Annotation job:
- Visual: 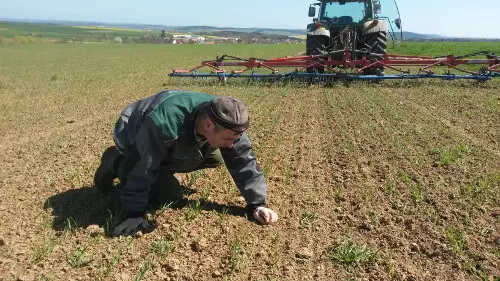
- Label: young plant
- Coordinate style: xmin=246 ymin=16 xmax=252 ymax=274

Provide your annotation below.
xmin=31 ymin=239 xmax=54 ymax=264
xmin=228 ymin=240 xmax=246 ymax=274
xmin=430 ymin=143 xmax=470 ymax=166
xmin=300 ymin=211 xmax=318 ymax=230
xmin=446 ymin=228 xmax=467 ymax=256
xmin=217 ymin=207 xmax=230 ymax=228
xmin=67 ymin=246 xmax=93 ymax=268
xmin=326 ymin=239 xmax=376 ymax=267
xmin=135 ymin=260 xmax=152 ymax=281
xmin=152 ymin=237 xmax=174 ymax=258
xmin=101 ymin=239 xmax=132 ymax=278
xmin=184 ymin=199 xmax=204 ymax=221
xmin=400 ymin=172 xmax=424 ymax=204
xmin=63 ymin=216 xmax=78 ymax=239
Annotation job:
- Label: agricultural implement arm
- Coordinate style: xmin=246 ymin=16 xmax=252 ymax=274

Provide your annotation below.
xmin=169 ymin=51 xmax=500 ymax=82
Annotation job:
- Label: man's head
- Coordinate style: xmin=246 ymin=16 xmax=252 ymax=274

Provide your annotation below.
xmin=197 ymin=96 xmax=250 ymax=148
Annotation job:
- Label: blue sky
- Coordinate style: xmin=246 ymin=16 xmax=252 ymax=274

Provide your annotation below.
xmin=2 ymin=0 xmax=499 ymax=38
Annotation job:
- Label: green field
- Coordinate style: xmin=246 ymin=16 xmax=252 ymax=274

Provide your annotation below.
xmin=0 ymin=22 xmax=153 ymax=42
xmin=0 ymin=43 xmax=499 ymax=281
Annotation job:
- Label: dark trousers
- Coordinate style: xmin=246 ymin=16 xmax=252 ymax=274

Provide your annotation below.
xmin=115 ymin=146 xmax=224 ymax=203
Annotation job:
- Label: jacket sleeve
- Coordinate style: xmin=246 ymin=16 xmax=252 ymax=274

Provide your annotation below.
xmin=220 ymin=132 xmax=267 ymax=210
xmin=120 ymin=117 xmax=169 ymax=218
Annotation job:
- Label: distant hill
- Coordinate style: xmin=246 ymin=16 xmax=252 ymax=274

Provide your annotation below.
xmin=1 ymin=18 xmax=499 ymax=42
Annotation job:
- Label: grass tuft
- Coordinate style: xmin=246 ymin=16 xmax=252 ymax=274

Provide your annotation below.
xmin=326 ymin=239 xmax=376 ymax=267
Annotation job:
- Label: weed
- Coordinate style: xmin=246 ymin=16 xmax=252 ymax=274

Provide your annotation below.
xmin=430 ymin=143 xmax=470 ymax=166
xmin=446 ymin=228 xmax=467 ymax=256
xmin=152 ymin=237 xmax=174 ymax=258
xmin=104 ymin=209 xmax=119 ymax=235
xmin=460 ymin=175 xmax=499 ymax=209
xmin=333 ymin=185 xmax=344 ymax=203
xmin=400 ymin=172 xmax=424 ymax=203
xmin=217 ymin=207 xmax=230 ymax=227
xmin=184 ymin=199 xmax=203 ymax=221
xmin=63 ymin=216 xmax=78 ymax=238
xmin=344 ymin=140 xmax=356 ymax=154
xmin=326 ymin=239 xmax=376 ymax=267
xmin=153 ymin=201 xmax=174 ymax=219
xmin=424 ymin=204 xmax=439 ymax=224
xmin=300 ymin=211 xmax=318 ymax=230
xmin=389 ymin=261 xmax=396 ymax=280
xmin=368 ymin=211 xmax=379 ymax=227
xmin=229 ymin=240 xmax=246 ymax=274
xmin=68 ymin=246 xmax=93 ymax=268
xmin=280 ymin=87 xmax=287 ymax=97
xmin=187 ymin=170 xmax=203 ymax=187
xmin=135 ymin=260 xmax=152 ymax=281
xmin=200 ymin=186 xmax=213 ymax=201
xmin=31 ymin=239 xmax=54 ymax=264
xmin=101 ymin=239 xmax=132 ymax=278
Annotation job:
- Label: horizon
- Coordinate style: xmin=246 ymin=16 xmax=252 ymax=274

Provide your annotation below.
xmin=2 ymin=17 xmax=497 ymax=40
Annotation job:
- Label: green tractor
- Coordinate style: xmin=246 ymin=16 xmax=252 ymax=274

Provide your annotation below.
xmin=306 ymin=0 xmax=402 ymax=73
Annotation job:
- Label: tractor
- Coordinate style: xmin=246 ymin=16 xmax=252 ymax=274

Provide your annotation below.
xmin=306 ymin=0 xmax=402 ymax=73
xmin=169 ymin=0 xmax=499 ymax=82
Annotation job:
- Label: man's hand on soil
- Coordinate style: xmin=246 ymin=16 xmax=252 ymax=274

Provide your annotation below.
xmin=253 ymin=207 xmax=278 ymax=225
xmin=112 ymin=217 xmax=149 ymax=236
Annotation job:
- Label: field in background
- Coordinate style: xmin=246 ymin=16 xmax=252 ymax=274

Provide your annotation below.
xmin=0 ymin=22 xmax=149 ymax=39
xmin=0 ymin=43 xmax=499 ymax=281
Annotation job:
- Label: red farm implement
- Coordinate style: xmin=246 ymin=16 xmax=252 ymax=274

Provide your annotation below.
xmin=169 ymin=50 xmax=500 ymax=82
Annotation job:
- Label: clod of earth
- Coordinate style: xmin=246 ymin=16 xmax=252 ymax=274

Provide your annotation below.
xmin=85 ymin=224 xmax=104 ymax=237
xmin=295 ymin=248 xmax=313 ymax=260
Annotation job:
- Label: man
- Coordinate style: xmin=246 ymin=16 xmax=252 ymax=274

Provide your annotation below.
xmin=94 ymin=90 xmax=278 ymax=236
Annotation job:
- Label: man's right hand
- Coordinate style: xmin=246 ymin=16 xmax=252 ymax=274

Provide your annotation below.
xmin=112 ymin=217 xmax=149 ymax=237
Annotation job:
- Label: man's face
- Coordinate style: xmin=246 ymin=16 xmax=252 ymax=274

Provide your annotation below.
xmin=205 ymin=122 xmax=241 ymax=149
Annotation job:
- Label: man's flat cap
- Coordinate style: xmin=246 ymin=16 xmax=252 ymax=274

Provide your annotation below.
xmin=208 ymin=96 xmax=250 ymax=132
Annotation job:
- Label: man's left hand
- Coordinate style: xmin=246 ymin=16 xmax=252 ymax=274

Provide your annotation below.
xmin=253 ymin=207 xmax=278 ymax=225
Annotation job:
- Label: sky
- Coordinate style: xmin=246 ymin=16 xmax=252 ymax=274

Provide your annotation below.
xmin=1 ymin=0 xmax=499 ymax=38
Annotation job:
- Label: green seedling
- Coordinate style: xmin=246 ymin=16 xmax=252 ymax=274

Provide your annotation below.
xmin=446 ymin=228 xmax=467 ymax=256
xmin=430 ymin=143 xmax=470 ymax=166
xmin=31 ymin=239 xmax=54 ymax=264
xmin=229 ymin=240 xmax=246 ymax=274
xmin=300 ymin=211 xmax=318 ymax=230
xmin=184 ymin=199 xmax=204 ymax=221
xmin=217 ymin=207 xmax=230 ymax=228
xmin=68 ymin=246 xmax=93 ymax=268
xmin=326 ymin=239 xmax=376 ymax=267
xmin=152 ymin=237 xmax=174 ymax=258
xmin=135 ymin=260 xmax=152 ymax=281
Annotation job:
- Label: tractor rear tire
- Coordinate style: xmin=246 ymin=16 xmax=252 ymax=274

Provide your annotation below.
xmin=306 ymin=35 xmax=328 ymax=73
xmin=363 ymin=31 xmax=387 ymax=75
xmin=364 ymin=31 xmax=387 ymax=55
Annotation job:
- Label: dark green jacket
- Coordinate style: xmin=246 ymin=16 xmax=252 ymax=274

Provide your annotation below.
xmin=113 ymin=90 xmax=266 ymax=216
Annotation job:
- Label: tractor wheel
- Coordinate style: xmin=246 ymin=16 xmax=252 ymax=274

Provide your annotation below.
xmin=363 ymin=31 xmax=387 ymax=75
xmin=364 ymin=31 xmax=387 ymax=55
xmin=306 ymin=35 xmax=328 ymax=73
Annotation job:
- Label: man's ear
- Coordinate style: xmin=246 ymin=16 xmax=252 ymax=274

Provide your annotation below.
xmin=205 ymin=118 xmax=214 ymax=131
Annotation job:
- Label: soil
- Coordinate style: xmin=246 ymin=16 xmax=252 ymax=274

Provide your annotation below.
xmin=1 ymin=80 xmax=499 ymax=281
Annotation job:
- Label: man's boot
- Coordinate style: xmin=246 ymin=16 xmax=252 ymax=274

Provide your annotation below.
xmin=94 ymin=146 xmax=123 ymax=195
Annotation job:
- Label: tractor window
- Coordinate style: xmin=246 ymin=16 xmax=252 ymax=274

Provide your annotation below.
xmin=321 ymin=1 xmax=367 ymax=24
